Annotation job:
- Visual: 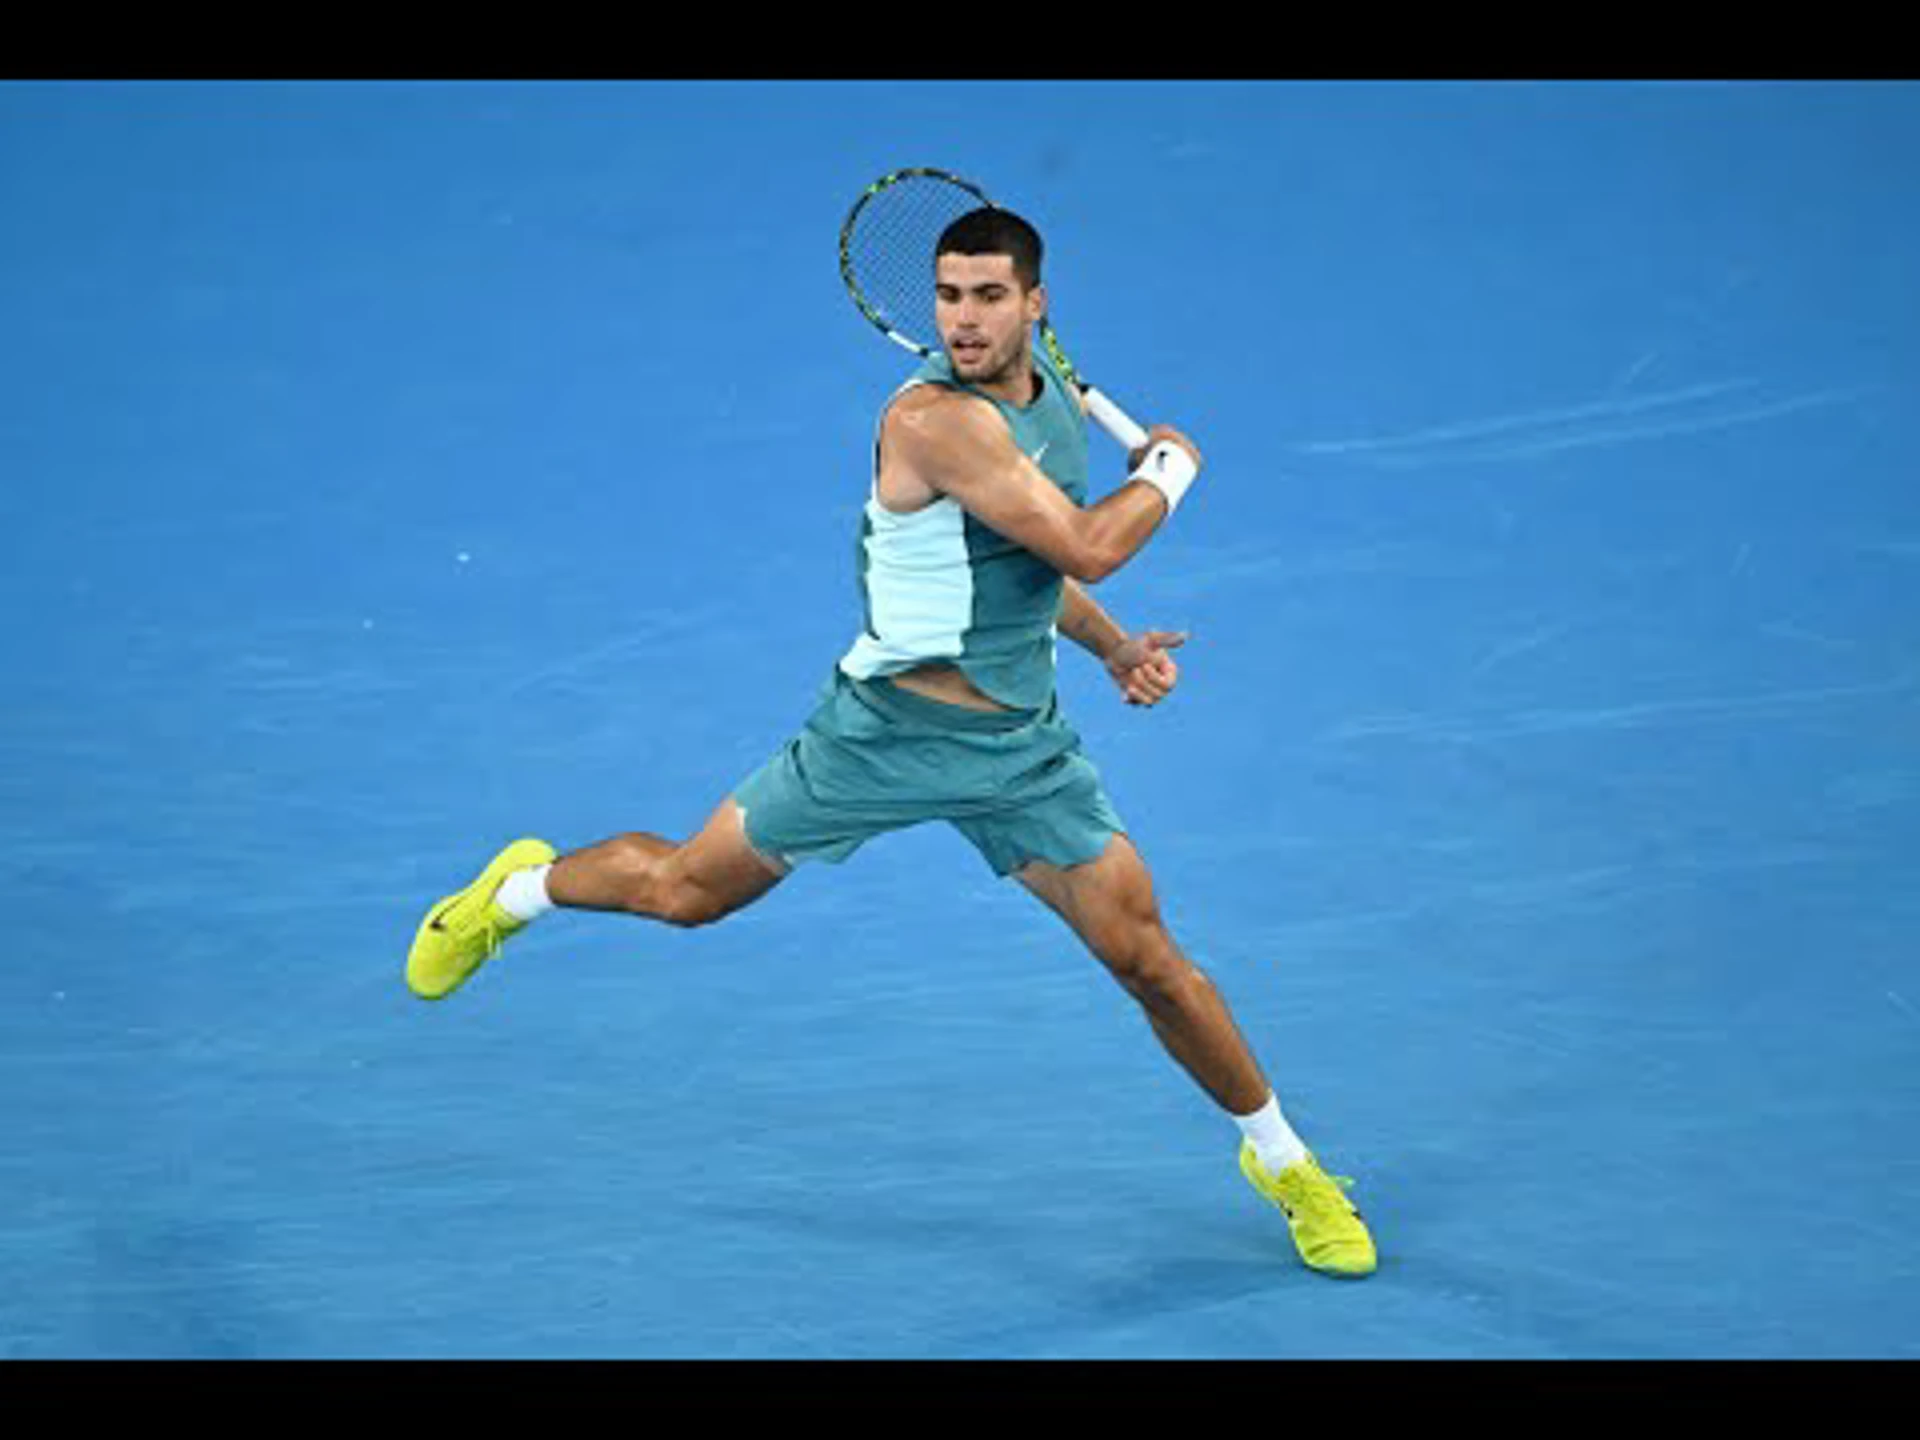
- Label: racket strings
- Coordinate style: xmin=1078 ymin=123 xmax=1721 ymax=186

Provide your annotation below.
xmin=843 ymin=176 xmax=986 ymax=350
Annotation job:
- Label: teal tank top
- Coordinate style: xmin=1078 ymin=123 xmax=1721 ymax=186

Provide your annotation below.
xmin=838 ymin=341 xmax=1092 ymax=710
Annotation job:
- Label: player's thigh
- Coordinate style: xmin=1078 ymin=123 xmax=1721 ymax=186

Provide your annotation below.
xmin=1015 ymin=831 xmax=1162 ymax=954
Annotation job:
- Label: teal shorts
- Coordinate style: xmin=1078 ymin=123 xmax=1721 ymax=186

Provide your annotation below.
xmin=734 ymin=668 xmax=1125 ymax=877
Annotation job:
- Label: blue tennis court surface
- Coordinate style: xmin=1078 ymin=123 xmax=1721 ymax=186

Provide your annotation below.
xmin=3 ymin=80 xmax=1916 ymax=1359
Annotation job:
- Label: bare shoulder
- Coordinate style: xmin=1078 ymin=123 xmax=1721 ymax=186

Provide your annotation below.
xmin=875 ymin=386 xmax=988 ymax=512
xmin=884 ymin=383 xmax=996 ymax=442
xmin=882 ymin=384 xmax=1010 ymax=474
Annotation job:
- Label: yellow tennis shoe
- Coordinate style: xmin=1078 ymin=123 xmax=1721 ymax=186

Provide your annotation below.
xmin=406 ymin=838 xmax=557 ymax=1001
xmin=1240 ymin=1142 xmax=1378 ymax=1277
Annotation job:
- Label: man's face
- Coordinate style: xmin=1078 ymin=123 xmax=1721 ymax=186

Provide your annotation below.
xmin=935 ymin=251 xmax=1045 ymax=389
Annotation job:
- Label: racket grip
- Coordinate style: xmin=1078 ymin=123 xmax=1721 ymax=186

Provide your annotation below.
xmin=1082 ymin=385 xmax=1150 ymax=453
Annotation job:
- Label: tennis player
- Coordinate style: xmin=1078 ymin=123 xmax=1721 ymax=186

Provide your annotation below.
xmin=405 ymin=207 xmax=1376 ymax=1278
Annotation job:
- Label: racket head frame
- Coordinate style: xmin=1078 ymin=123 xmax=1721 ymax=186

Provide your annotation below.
xmin=839 ymin=166 xmax=1148 ymax=450
xmin=838 ymin=166 xmax=994 ymax=359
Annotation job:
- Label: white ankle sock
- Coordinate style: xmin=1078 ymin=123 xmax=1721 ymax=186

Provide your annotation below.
xmin=495 ymin=864 xmax=554 ymax=922
xmin=1233 ymin=1092 xmax=1309 ymax=1173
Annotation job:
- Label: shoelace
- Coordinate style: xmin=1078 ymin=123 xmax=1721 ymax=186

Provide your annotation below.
xmin=1280 ymin=1165 xmax=1361 ymax=1220
xmin=476 ymin=906 xmax=520 ymax=960
xmin=442 ymin=893 xmax=515 ymax=962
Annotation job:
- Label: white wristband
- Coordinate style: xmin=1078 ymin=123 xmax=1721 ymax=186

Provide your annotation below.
xmin=1129 ymin=439 xmax=1199 ymax=514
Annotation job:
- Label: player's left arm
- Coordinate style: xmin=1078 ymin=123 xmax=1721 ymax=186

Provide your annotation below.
xmin=1057 ymin=578 xmax=1188 ymax=707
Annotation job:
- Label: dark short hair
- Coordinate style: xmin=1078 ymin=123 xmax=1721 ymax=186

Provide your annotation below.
xmin=935 ymin=206 xmax=1043 ymax=289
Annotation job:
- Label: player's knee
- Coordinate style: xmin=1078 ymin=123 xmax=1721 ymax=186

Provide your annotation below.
xmin=610 ymin=845 xmax=729 ymax=929
xmin=654 ymin=878 xmax=731 ymax=929
xmin=1097 ymin=881 xmax=1168 ymax=967
xmin=1100 ymin=924 xmax=1191 ymax=1008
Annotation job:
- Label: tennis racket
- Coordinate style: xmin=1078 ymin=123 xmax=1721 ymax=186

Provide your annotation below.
xmin=838 ymin=166 xmax=1151 ymax=453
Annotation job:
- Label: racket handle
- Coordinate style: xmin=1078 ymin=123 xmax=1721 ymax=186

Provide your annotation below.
xmin=1082 ymin=385 xmax=1150 ymax=453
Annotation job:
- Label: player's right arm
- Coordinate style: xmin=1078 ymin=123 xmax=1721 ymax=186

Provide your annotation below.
xmin=884 ymin=387 xmax=1201 ymax=584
